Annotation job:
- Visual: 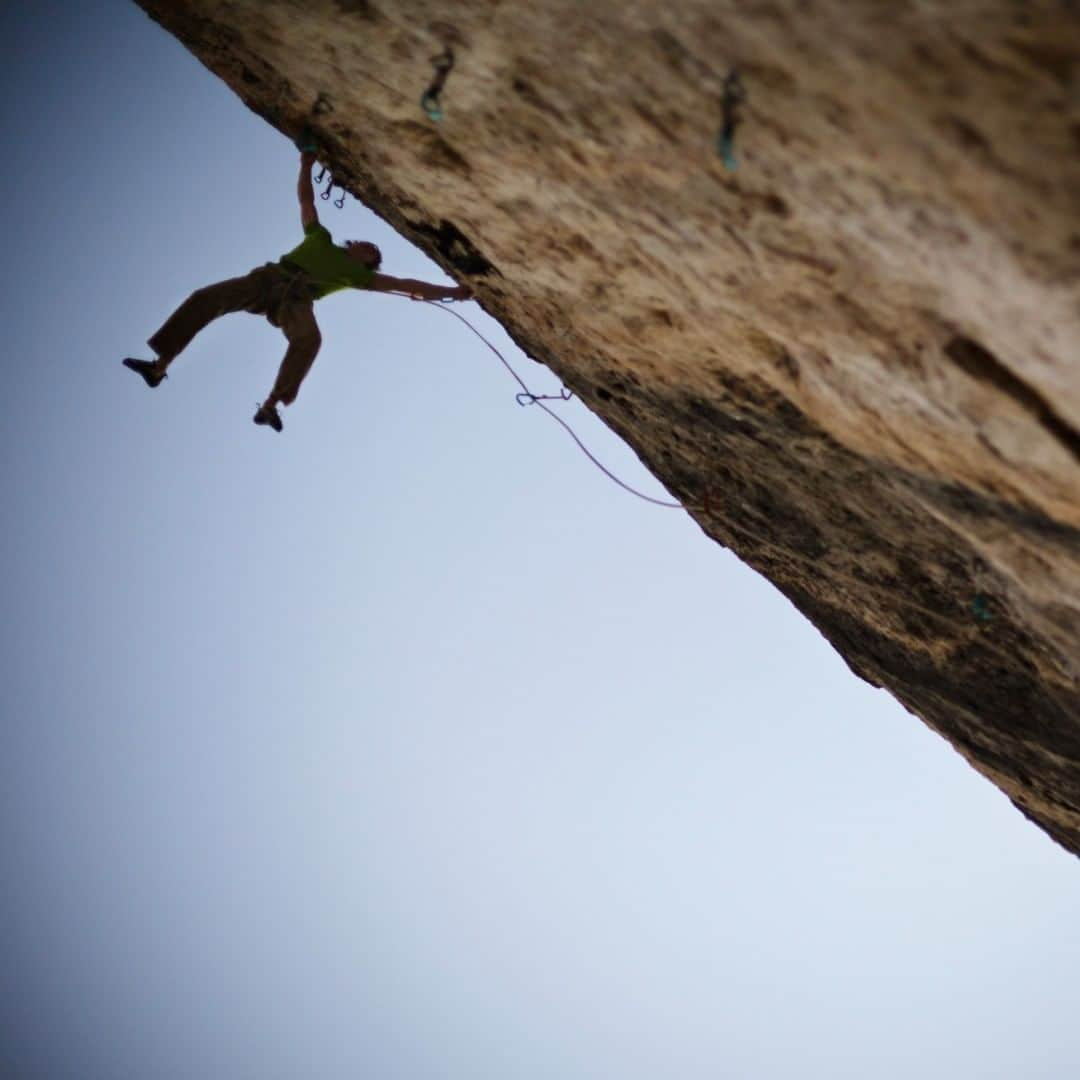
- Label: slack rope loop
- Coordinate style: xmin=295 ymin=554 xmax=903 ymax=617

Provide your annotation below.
xmin=389 ymin=291 xmax=684 ymax=509
xmin=517 ymin=387 xmax=573 ymax=407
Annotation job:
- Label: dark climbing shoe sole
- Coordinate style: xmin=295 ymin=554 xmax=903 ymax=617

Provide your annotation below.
xmin=253 ymin=403 xmax=283 ymax=433
xmin=123 ymin=357 xmax=167 ymax=388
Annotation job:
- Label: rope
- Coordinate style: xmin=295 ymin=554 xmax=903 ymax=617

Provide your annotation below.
xmin=388 ymin=291 xmax=684 ymax=508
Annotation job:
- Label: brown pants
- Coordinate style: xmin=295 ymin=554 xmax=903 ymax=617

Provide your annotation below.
xmin=147 ymin=263 xmax=322 ymax=405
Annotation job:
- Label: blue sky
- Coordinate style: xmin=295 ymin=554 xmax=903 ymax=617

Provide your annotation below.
xmin=1 ymin=3 xmax=1077 ymax=1078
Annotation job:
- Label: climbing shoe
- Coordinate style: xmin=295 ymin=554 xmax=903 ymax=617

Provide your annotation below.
xmin=253 ymin=402 xmax=283 ymax=433
xmin=122 ymin=357 xmax=167 ymax=388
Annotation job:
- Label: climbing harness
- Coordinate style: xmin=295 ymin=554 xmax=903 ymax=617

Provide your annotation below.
xmin=421 ymin=47 xmax=455 ymax=121
xmin=718 ymin=70 xmax=746 ymax=169
xmin=266 ymin=265 xmax=319 ymax=328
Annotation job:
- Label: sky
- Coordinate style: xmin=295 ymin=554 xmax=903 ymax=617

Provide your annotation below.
xmin=1 ymin=3 xmax=1077 ymax=1078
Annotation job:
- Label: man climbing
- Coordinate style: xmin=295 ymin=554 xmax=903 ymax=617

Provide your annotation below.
xmin=122 ymin=149 xmax=472 ymax=433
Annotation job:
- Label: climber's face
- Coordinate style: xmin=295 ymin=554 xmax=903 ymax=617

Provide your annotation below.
xmin=345 ymin=241 xmax=382 ymax=269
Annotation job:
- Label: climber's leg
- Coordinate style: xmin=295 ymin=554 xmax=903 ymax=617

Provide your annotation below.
xmin=266 ymin=299 xmax=322 ymax=408
xmin=253 ymin=298 xmax=322 ymax=433
xmin=145 ymin=266 xmax=277 ymax=371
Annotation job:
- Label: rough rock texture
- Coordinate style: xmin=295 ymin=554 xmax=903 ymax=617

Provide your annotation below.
xmin=134 ymin=0 xmax=1080 ymax=853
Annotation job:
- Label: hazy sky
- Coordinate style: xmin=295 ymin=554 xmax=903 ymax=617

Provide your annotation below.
xmin=2 ymin=3 xmax=1077 ymax=1078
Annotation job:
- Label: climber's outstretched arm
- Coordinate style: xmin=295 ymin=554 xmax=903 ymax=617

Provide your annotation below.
xmin=368 ymin=273 xmax=471 ymax=302
xmin=298 ymin=151 xmax=318 ymax=228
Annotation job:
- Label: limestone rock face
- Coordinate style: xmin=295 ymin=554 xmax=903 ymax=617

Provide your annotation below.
xmin=135 ymin=0 xmax=1080 ymax=853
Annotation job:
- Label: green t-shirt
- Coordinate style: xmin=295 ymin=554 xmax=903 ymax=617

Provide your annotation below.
xmin=279 ymin=221 xmax=375 ymax=299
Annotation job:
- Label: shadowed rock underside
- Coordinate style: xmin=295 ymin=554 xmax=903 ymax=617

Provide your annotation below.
xmin=134 ymin=0 xmax=1080 ymax=854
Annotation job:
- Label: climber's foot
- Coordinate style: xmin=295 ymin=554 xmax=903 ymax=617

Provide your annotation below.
xmin=253 ymin=402 xmax=283 ymax=433
xmin=123 ymin=357 xmax=167 ymax=388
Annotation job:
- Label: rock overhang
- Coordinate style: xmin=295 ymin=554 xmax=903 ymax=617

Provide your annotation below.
xmin=134 ymin=0 xmax=1080 ymax=853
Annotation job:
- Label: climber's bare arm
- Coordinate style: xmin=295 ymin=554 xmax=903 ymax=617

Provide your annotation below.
xmin=299 ymin=151 xmax=319 ymax=228
xmin=367 ymin=273 xmax=472 ymax=302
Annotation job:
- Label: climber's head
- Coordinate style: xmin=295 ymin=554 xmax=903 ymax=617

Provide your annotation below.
xmin=345 ymin=240 xmax=382 ymax=269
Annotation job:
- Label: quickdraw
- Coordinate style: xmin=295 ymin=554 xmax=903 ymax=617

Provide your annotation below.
xmin=314 ymin=166 xmax=347 ymax=209
xmin=718 ymin=70 xmax=746 ymax=169
xmin=421 ymin=46 xmax=455 ymax=121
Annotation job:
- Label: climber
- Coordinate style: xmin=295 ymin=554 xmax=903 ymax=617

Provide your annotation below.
xmin=122 ymin=149 xmax=472 ymax=433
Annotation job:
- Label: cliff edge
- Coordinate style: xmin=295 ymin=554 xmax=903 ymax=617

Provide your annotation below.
xmin=134 ymin=0 xmax=1080 ymax=853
